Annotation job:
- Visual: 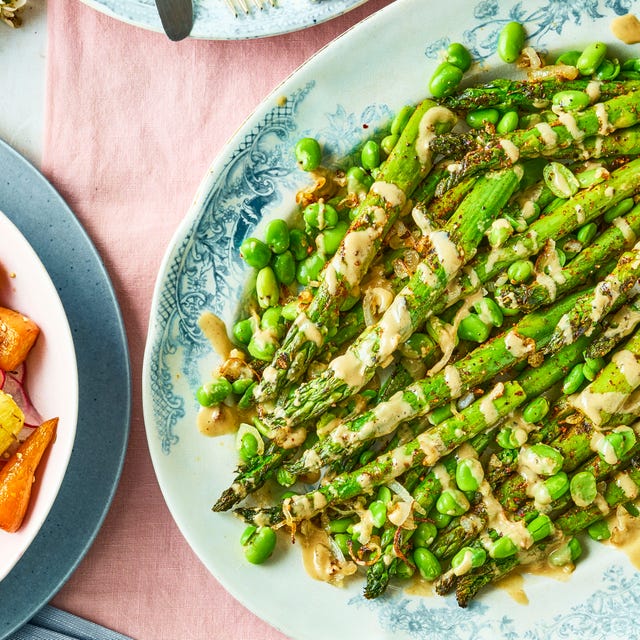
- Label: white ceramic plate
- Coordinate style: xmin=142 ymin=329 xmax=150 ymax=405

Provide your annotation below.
xmin=0 ymin=211 xmax=78 ymax=582
xmin=80 ymin=0 xmax=370 ymax=40
xmin=143 ymin=0 xmax=640 ymax=637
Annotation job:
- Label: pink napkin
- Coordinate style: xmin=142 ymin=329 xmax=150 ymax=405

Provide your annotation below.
xmin=42 ymin=0 xmax=393 ymax=638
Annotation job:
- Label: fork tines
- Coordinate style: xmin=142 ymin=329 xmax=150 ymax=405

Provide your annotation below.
xmin=226 ymin=0 xmax=276 ymax=16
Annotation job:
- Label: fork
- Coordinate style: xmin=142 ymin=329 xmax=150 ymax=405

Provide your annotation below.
xmin=225 ymin=0 xmax=277 ymax=17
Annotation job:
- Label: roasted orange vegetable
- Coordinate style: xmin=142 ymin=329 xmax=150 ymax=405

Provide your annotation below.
xmin=0 ymin=307 xmax=40 ymax=371
xmin=0 ymin=417 xmax=58 ymax=532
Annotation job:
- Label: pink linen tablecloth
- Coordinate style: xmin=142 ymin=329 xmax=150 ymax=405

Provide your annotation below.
xmin=42 ymin=0 xmax=393 ymax=638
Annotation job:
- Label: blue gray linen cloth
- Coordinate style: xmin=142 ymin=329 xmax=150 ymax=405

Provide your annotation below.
xmin=9 ymin=606 xmax=133 ymax=640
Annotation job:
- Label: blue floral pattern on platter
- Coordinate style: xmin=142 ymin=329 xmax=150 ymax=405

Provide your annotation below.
xmin=80 ymin=0 xmax=370 ymax=39
xmin=350 ymin=562 xmax=640 ymax=639
xmin=142 ymin=0 xmax=640 ymax=637
xmin=424 ymin=0 xmax=634 ymax=61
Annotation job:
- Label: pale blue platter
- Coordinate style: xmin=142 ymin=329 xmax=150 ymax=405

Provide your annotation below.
xmin=81 ymin=0 xmax=370 ymax=39
xmin=0 ymin=140 xmax=131 ymax=639
xmin=143 ymin=0 xmax=640 ymax=638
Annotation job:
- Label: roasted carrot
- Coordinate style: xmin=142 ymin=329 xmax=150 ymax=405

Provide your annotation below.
xmin=0 ymin=417 xmax=58 ymax=532
xmin=0 ymin=307 xmax=40 ymax=371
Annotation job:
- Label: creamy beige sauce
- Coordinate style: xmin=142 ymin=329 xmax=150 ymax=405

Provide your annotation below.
xmin=294 ymin=312 xmax=324 ymax=347
xmin=330 ymin=392 xmax=416 ymax=446
xmin=518 ymin=445 xmax=558 ymax=476
xmin=556 ymin=111 xmax=585 ymax=141
xmin=504 ymin=331 xmax=534 ymax=358
xmin=603 ymin=305 xmax=640 ymax=341
xmin=428 ymin=290 xmax=483 ymax=375
xmin=376 ymin=295 xmax=414 ymax=359
xmin=525 ymin=554 xmax=574 ymax=582
xmin=197 ymin=403 xmax=247 ymax=437
xmin=573 ymin=387 xmax=629 ymax=425
xmin=535 ymin=122 xmax=558 ymax=148
xmin=371 ymin=181 xmax=406 ymax=208
xmin=487 ymin=218 xmax=512 ymax=247
xmin=585 ymin=80 xmax=602 ymax=103
xmin=495 ymin=571 xmax=529 ymax=605
xmin=405 ymin=577 xmax=437 ymax=597
xmin=479 ymin=383 xmax=504 ymax=424
xmin=328 ymin=226 xmax=381 ymax=294
xmin=199 ymin=312 xmax=234 ymax=360
xmin=521 ymin=199 xmax=537 ymax=220
xmin=548 ymin=166 xmax=573 ymax=195
xmin=416 ymin=261 xmax=441 ymax=287
xmin=612 ymin=349 xmax=640 ymax=387
xmin=595 ymin=102 xmax=612 ymax=135
xmin=411 ymin=206 xmax=434 ymax=236
xmin=544 ymin=243 xmax=567 ymax=287
xmin=478 ymin=478 xmax=533 ymax=548
xmin=604 ymin=503 xmax=640 ymax=570
xmin=429 ymin=230 xmax=463 ymax=276
xmin=590 ymin=278 xmax=621 ymax=323
xmin=417 ymin=429 xmax=447 ymax=465
xmin=297 ymin=520 xmax=358 ymax=585
xmin=444 ymin=364 xmax=462 ymax=398
xmin=499 ymin=138 xmax=521 ymax=163
xmin=432 ymin=463 xmax=452 ymax=491
xmin=324 ymin=263 xmax=340 ymax=295
xmin=328 ymin=350 xmax=368 ymax=389
xmin=536 ymin=273 xmax=557 ymax=300
xmin=611 ymin=13 xmax=640 ymax=44
xmin=286 ymin=490 xmax=329 ymax=521
xmin=416 ymin=106 xmax=456 ymax=165
xmin=613 ymin=217 xmax=637 ymax=244
xmin=616 ymin=471 xmax=639 ymax=500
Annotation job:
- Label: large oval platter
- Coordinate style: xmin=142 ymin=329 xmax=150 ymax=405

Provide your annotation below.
xmin=143 ymin=0 xmax=640 ymax=637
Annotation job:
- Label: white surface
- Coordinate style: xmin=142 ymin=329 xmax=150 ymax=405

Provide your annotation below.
xmin=0 ymin=0 xmax=46 ymax=167
xmin=0 ymin=210 xmax=78 ymax=582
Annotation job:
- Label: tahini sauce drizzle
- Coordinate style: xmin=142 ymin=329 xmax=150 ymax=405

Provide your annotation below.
xmin=199 ymin=311 xmax=234 ymax=360
xmin=197 ymin=312 xmax=252 ymax=436
xmin=605 ymin=502 xmax=640 ymax=570
xmin=297 ymin=520 xmax=357 ymax=585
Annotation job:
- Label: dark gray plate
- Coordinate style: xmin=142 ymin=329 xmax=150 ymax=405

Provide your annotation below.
xmin=0 ymin=139 xmax=131 ymax=639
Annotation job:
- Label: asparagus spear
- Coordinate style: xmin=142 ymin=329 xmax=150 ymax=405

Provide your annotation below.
xmin=283 ymin=290 xmax=585 ymax=478
xmin=253 ymin=100 xmax=457 ymax=402
xmin=431 ymin=90 xmax=640 ymax=186
xmin=265 ymin=167 xmax=522 ymax=434
xmin=213 ymin=361 xmax=424 ymax=513
xmin=585 ymin=298 xmax=640 ymax=360
xmin=543 ymin=243 xmax=640 ymax=353
xmin=431 ymin=123 xmax=640 ymax=181
xmin=236 ymin=380 xmax=526 ymax=527
xmin=453 ymin=460 xmax=640 ymax=607
xmin=440 ymin=78 xmax=640 ymax=113
xmin=570 ymin=327 xmax=640 ymax=426
xmin=496 ymin=203 xmax=640 ymax=313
